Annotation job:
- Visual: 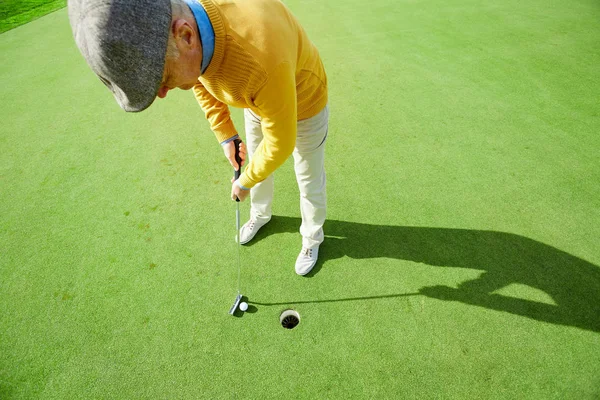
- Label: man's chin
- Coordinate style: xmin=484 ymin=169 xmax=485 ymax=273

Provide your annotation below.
xmin=180 ymin=83 xmax=195 ymax=90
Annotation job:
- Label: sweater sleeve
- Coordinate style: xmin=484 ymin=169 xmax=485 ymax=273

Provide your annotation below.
xmin=238 ymin=62 xmax=297 ymax=189
xmin=193 ymin=81 xmax=238 ymax=143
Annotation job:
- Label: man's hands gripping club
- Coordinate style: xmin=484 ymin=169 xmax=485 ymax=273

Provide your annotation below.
xmin=223 ymin=138 xmax=249 ymax=202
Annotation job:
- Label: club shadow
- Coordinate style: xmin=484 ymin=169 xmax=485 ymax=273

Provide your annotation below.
xmin=250 ymin=292 xmax=421 ymax=306
xmin=248 ymin=216 xmax=600 ymax=333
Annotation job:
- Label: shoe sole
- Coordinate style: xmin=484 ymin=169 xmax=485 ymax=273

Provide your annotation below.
xmin=296 ymin=259 xmax=317 ymax=276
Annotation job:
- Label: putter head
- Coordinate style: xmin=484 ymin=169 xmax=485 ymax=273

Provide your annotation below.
xmin=229 ymin=294 xmax=243 ymax=315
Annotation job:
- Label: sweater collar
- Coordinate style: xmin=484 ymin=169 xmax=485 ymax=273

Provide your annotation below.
xmin=183 ymin=0 xmax=214 ymax=74
xmin=197 ymin=0 xmax=226 ymax=78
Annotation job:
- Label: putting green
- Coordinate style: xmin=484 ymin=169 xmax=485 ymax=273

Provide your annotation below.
xmin=0 ymin=0 xmax=65 ymax=33
xmin=1 ymin=0 xmax=599 ymax=398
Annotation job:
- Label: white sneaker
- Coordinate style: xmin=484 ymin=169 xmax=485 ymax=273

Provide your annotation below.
xmin=238 ymin=218 xmax=269 ymax=245
xmin=295 ymin=246 xmax=319 ymax=276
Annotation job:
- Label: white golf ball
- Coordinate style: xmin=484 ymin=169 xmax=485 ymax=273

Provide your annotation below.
xmin=239 ymin=302 xmax=248 ymax=311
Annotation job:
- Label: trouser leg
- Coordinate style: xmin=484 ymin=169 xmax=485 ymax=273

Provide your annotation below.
xmin=243 ymin=108 xmax=273 ymax=224
xmin=292 ymin=105 xmax=329 ymax=249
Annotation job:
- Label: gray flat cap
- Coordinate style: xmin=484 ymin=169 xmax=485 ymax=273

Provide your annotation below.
xmin=68 ymin=0 xmax=172 ymax=112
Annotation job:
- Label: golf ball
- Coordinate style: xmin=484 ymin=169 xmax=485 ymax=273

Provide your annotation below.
xmin=239 ymin=302 xmax=248 ymax=311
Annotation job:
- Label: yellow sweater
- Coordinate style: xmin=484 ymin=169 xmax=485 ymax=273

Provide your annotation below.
xmin=193 ymin=0 xmax=328 ymax=189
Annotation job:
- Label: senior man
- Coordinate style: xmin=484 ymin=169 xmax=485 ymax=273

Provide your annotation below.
xmin=69 ymin=0 xmax=329 ymax=275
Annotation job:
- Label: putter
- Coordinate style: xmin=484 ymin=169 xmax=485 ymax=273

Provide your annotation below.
xmin=229 ymin=139 xmax=243 ymax=315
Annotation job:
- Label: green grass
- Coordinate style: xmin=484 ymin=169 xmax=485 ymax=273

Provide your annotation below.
xmin=1 ymin=0 xmax=600 ymax=398
xmin=0 ymin=0 xmax=65 ymax=33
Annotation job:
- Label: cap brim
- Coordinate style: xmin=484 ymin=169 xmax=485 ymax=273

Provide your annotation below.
xmin=69 ymin=0 xmax=172 ymax=113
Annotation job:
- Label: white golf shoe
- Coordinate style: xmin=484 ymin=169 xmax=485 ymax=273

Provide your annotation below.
xmin=238 ymin=218 xmax=269 ymax=245
xmin=295 ymin=246 xmax=319 ymax=276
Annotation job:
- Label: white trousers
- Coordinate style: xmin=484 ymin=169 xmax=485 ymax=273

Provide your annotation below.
xmin=244 ymin=105 xmax=329 ymax=249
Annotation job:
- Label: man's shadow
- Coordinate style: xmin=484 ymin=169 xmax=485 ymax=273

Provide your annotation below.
xmin=248 ymin=216 xmax=600 ymax=333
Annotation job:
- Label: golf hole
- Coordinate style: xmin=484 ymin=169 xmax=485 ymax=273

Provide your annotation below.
xmin=280 ymin=310 xmax=300 ymax=329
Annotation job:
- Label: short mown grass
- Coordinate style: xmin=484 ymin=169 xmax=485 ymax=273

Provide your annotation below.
xmin=0 ymin=0 xmax=66 ymax=33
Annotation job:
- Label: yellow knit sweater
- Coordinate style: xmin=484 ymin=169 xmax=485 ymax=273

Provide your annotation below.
xmin=193 ymin=0 xmax=328 ymax=189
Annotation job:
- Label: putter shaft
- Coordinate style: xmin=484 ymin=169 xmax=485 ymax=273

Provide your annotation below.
xmin=236 ymin=201 xmax=241 ymax=295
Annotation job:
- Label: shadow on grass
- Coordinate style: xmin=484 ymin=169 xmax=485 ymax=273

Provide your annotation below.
xmin=248 ymin=216 xmax=600 ymax=333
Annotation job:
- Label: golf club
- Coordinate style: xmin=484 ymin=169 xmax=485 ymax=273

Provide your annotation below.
xmin=229 ymin=138 xmax=243 ymax=315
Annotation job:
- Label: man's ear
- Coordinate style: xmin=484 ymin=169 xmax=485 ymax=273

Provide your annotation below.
xmin=173 ymin=19 xmax=195 ymax=48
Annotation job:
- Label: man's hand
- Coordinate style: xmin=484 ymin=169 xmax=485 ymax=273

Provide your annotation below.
xmin=223 ymin=139 xmax=247 ymax=172
xmin=231 ymin=180 xmax=250 ymax=202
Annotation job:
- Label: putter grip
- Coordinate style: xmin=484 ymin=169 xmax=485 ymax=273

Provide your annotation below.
xmin=233 ymin=138 xmax=242 ymax=202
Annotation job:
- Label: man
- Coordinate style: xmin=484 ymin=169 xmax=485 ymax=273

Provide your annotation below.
xmin=69 ymin=0 xmax=329 ymax=275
